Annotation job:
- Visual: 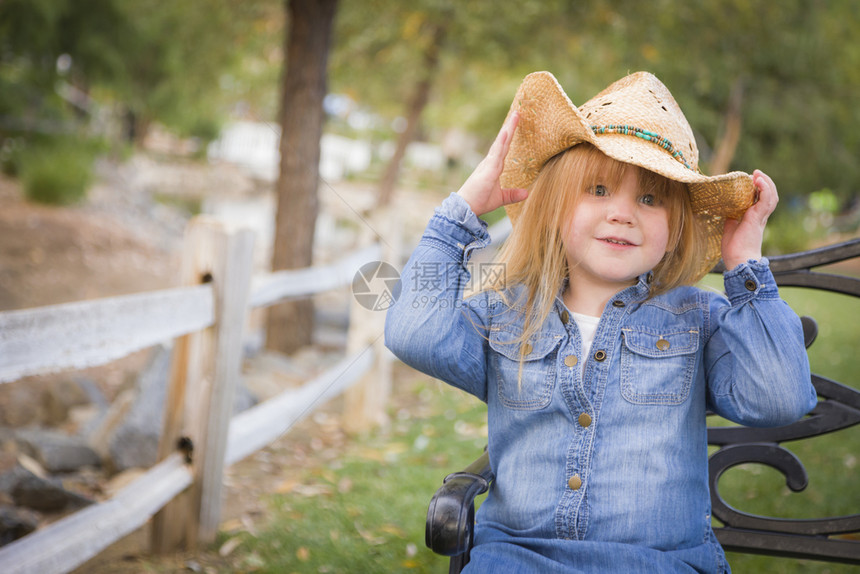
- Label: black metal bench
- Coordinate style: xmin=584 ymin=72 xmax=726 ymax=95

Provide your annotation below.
xmin=426 ymin=238 xmax=860 ymax=573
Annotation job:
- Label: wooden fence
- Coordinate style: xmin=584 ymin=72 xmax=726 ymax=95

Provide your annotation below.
xmin=0 ymin=217 xmax=388 ymax=573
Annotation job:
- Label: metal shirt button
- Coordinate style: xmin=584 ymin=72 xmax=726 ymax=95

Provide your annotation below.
xmin=568 ymin=474 xmax=582 ymax=490
xmin=564 ymin=355 xmax=578 ymax=367
xmin=612 ymin=300 xmax=625 ymax=308
xmin=594 ymin=350 xmax=607 ymax=362
xmin=745 ymin=279 xmax=757 ymax=291
xmin=656 ymin=338 xmax=670 ymax=351
xmin=561 ymin=310 xmax=570 ymax=324
xmin=578 ymin=413 xmax=592 ymax=427
xmin=521 ymin=343 xmax=533 ymax=355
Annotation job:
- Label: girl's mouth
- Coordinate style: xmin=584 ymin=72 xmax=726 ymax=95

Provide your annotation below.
xmin=599 ymin=237 xmax=635 ymax=246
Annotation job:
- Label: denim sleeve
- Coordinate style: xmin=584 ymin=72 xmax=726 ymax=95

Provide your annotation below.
xmin=704 ymin=258 xmax=817 ymax=427
xmin=383 ymin=193 xmax=491 ymax=402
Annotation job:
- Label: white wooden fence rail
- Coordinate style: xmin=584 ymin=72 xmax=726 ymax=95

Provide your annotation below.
xmin=0 ymin=244 xmax=382 ymax=385
xmin=225 ymin=348 xmax=375 ymax=466
xmin=0 ymin=222 xmax=385 ymax=574
xmin=0 ymin=285 xmax=214 ymax=384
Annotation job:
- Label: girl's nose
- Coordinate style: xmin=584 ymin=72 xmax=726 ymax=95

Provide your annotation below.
xmin=607 ymin=195 xmax=636 ymax=225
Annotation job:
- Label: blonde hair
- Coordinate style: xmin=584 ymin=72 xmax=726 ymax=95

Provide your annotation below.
xmin=485 ymin=143 xmax=708 ymax=349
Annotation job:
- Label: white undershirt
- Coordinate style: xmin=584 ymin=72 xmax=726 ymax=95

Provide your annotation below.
xmin=572 ymin=312 xmax=600 ymax=376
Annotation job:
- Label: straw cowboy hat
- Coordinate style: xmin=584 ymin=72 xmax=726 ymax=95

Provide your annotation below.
xmin=500 ymin=71 xmax=756 ymax=275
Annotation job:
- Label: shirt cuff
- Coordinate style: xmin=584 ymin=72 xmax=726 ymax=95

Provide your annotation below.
xmin=723 ymin=258 xmax=779 ymax=304
xmin=425 ymin=193 xmax=491 ymax=262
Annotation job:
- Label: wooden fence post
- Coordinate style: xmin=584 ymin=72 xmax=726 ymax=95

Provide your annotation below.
xmin=342 ymin=207 xmax=399 ymax=432
xmin=151 ymin=217 xmax=255 ymax=551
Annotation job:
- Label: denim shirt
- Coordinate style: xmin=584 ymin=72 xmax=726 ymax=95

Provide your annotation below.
xmin=385 ymin=193 xmax=817 ymax=573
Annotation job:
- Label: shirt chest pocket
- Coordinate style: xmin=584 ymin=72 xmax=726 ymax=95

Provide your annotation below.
xmin=620 ymin=328 xmax=699 ymax=405
xmin=488 ymin=329 xmax=561 ymax=410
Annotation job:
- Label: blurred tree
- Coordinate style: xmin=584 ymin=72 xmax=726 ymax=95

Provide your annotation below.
xmin=0 ymin=0 xmax=132 ymax=140
xmin=578 ymin=0 xmax=860 ymax=201
xmin=331 ymin=0 xmax=577 ymax=206
xmin=265 ymin=0 xmax=339 ymax=355
xmin=0 ymin=0 xmax=272 ymax=146
xmin=111 ymin=0 xmax=273 ymax=144
xmin=375 ymin=13 xmax=449 ymax=207
xmin=329 ymin=0 xmax=858 ymax=207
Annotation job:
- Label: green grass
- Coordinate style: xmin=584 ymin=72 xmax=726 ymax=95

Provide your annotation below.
xmin=231 ymin=275 xmax=858 ymax=573
xmin=225 ymin=376 xmax=489 ymax=573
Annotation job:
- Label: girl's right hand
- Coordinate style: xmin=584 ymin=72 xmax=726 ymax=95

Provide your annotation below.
xmin=456 ymin=111 xmax=529 ymax=217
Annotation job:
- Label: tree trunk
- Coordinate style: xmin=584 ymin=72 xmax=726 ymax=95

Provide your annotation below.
xmin=266 ymin=0 xmax=337 ymax=354
xmin=710 ymin=77 xmax=744 ymax=175
xmin=376 ymin=21 xmax=447 ymax=208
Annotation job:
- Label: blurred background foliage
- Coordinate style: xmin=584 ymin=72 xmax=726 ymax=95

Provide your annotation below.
xmin=1 ymin=0 xmax=858 ymax=241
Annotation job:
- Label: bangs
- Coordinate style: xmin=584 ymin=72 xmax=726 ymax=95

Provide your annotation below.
xmin=572 ymin=144 xmax=629 ymax=197
xmin=637 ymin=167 xmax=687 ymax=206
xmin=522 ymin=143 xmax=629 ymax=229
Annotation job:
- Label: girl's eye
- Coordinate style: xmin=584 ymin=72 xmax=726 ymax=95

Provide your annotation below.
xmin=591 ymin=185 xmax=608 ymax=196
xmin=640 ymin=193 xmax=658 ymax=206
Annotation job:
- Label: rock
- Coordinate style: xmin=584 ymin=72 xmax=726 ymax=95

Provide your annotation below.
xmin=68 ymin=377 xmax=109 ymax=436
xmin=15 ymin=428 xmax=101 ymax=473
xmin=234 ymin=382 xmax=258 ymax=414
xmin=0 ymin=505 xmax=38 ymax=547
xmin=11 ymin=467 xmax=93 ymax=512
xmin=106 ymin=344 xmax=258 ymax=472
xmin=74 ymin=377 xmax=109 ymax=410
xmin=107 ymin=346 xmax=171 ymax=472
xmin=0 ymin=464 xmax=94 ymax=513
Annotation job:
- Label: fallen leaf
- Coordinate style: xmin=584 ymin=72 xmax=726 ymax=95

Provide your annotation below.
xmin=358 ymin=447 xmax=384 ymax=462
xmin=321 ymin=469 xmax=337 ymax=483
xmin=219 ymin=518 xmax=243 ymax=532
xmin=276 ymin=479 xmax=300 ymax=494
xmin=242 ymin=552 xmax=265 ymax=571
xmin=337 ymin=477 xmax=353 ymax=493
xmin=219 ymin=536 xmax=242 ymax=557
xmin=346 ymin=505 xmax=362 ymax=518
xmin=241 ymin=514 xmax=258 ymax=536
xmin=17 ymin=453 xmax=47 ymax=479
xmin=292 ymin=483 xmax=334 ymax=497
xmin=354 ymin=521 xmax=385 ymax=545
xmin=380 ymin=523 xmax=405 ymax=537
xmin=385 ymin=442 xmax=408 ymax=455
xmin=413 ymin=435 xmax=430 ymax=452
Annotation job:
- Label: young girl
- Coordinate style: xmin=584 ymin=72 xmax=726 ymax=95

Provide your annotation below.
xmin=384 ymin=71 xmax=816 ymax=573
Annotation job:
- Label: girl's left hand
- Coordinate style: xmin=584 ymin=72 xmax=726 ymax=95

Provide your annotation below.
xmin=721 ymin=170 xmax=778 ymax=270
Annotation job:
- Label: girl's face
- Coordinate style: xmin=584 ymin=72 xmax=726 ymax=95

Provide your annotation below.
xmin=562 ymin=165 xmax=670 ymax=296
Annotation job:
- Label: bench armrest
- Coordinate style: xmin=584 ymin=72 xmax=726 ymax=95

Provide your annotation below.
xmin=425 ymin=449 xmax=494 ymax=557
